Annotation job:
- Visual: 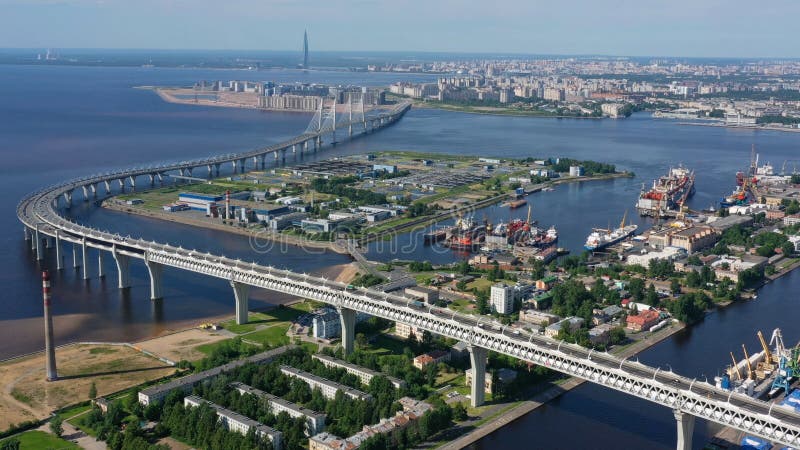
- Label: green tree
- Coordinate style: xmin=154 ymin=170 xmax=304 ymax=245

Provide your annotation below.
xmin=0 ymin=438 xmax=20 ymax=450
xmin=89 ymin=381 xmax=97 ymax=400
xmin=670 ymin=279 xmax=682 ymax=296
xmin=49 ymin=416 xmax=63 ymax=438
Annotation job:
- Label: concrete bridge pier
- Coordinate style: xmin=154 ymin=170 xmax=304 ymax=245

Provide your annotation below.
xmin=239 ymin=159 xmax=246 ymax=173
xmin=156 ymin=173 xmax=164 ymax=184
xmin=348 ymin=124 xmax=353 ymax=137
xmin=72 ymin=243 xmax=80 ymax=268
xmin=231 ymin=160 xmax=238 ymax=173
xmin=128 ymin=176 xmax=136 ymax=189
xmin=338 ymin=307 xmax=356 ymax=355
xmin=82 ymin=185 xmax=90 ymax=201
xmin=63 ymin=191 xmax=72 ymax=207
xmin=315 ymin=135 xmax=321 ymax=150
xmin=674 ymin=410 xmax=695 ymax=450
xmin=112 ymin=247 xmax=130 ymax=289
xmin=280 ymin=148 xmax=287 ymax=165
xmin=274 ymin=150 xmax=279 ymax=161
xmin=97 ymin=250 xmax=105 ymax=278
xmin=259 ymin=155 xmax=266 ymax=170
xmin=34 ymin=225 xmax=44 ymax=261
xmin=104 ymin=180 xmax=111 ymax=194
xmin=468 ymin=345 xmax=488 ymax=407
xmin=207 ymin=165 xmax=213 ymax=178
xmin=117 ymin=178 xmax=125 ymax=192
xmin=23 ymin=226 xmax=30 ymax=241
xmin=292 ymin=144 xmax=297 ymax=154
xmin=303 ymin=141 xmax=309 ymax=152
xmin=81 ymin=238 xmax=89 ymax=279
xmin=45 ymin=235 xmax=53 ymax=249
xmin=231 ymin=281 xmax=250 ymax=325
xmin=55 ymin=230 xmax=63 ymax=270
xmin=179 ymin=168 xmax=187 ymax=177
xmin=252 ymin=156 xmax=259 ymax=169
xmin=148 ymin=174 xmax=155 ymax=186
xmin=90 ymin=184 xmax=97 ymax=199
xmin=143 ymin=258 xmax=163 ymax=300
xmin=213 ymin=164 xmax=220 ymax=177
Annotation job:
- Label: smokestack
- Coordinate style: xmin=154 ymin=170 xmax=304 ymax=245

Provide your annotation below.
xmin=42 ymin=270 xmax=57 ymax=381
xmin=225 ymin=190 xmax=231 ymax=221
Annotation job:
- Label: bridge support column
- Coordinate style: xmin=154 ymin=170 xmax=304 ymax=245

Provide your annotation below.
xmin=35 ymin=225 xmax=44 ymax=261
xmin=259 ymin=155 xmax=266 ymax=170
xmin=338 ymin=307 xmax=356 ymax=355
xmin=673 ymin=410 xmax=694 ymax=450
xmin=303 ymin=141 xmax=308 ymax=152
xmin=292 ymin=144 xmax=297 ymax=154
xmin=239 ymin=159 xmax=245 ymax=173
xmin=315 ymin=136 xmax=321 ymax=150
xmin=63 ymin=191 xmax=72 ymax=207
xmin=214 ymin=164 xmax=220 ymax=177
xmin=156 ymin=173 xmax=164 ymax=184
xmin=207 ymin=165 xmax=213 ymax=177
xmin=23 ymin=226 xmax=31 ymax=241
xmin=90 ymin=184 xmax=97 ymax=198
xmin=72 ymin=243 xmax=80 ymax=268
xmin=468 ymin=345 xmax=488 ymax=407
xmin=55 ymin=230 xmax=63 ymax=270
xmin=104 ymin=180 xmax=111 ymax=194
xmin=81 ymin=238 xmax=89 ymax=279
xmin=112 ymin=247 xmax=131 ymax=289
xmin=143 ymin=258 xmax=163 ymax=300
xmin=128 ymin=176 xmax=136 ymax=189
xmin=231 ymin=281 xmax=250 ymax=325
xmin=117 ymin=178 xmax=125 ymax=192
xmin=97 ymin=251 xmax=105 ymax=278
xmin=82 ymin=185 xmax=90 ymax=201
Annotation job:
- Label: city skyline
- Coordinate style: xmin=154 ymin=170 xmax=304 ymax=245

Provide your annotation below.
xmin=1 ymin=0 xmax=799 ymax=58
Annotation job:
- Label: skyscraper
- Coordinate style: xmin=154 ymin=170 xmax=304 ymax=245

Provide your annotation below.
xmin=303 ymin=30 xmax=309 ymax=69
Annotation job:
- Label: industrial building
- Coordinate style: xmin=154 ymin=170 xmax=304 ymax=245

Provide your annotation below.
xmin=311 ymin=354 xmax=406 ymax=389
xmin=230 ymin=382 xmax=326 ymax=435
xmin=404 ymin=286 xmax=439 ymax=304
xmin=279 ymin=365 xmax=373 ymax=401
xmin=184 ymin=395 xmax=283 ymax=448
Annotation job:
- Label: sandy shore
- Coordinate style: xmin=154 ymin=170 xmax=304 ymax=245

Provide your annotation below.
xmin=0 ymin=344 xmax=175 ymax=431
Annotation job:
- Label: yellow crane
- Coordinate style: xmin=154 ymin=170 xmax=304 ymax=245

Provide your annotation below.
xmin=742 ymin=344 xmax=754 ymax=380
xmin=757 ymin=330 xmax=774 ymax=366
xmin=730 ymin=351 xmax=743 ymax=381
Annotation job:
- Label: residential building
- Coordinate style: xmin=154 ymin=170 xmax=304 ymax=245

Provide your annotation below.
xmin=784 ymin=214 xmax=800 ymax=226
xmin=279 ymin=366 xmax=373 ymax=401
xmin=545 ymin=317 xmax=585 ymax=338
xmin=412 ymin=350 xmax=451 ymax=369
xmin=312 ymin=354 xmax=406 ymax=389
xmin=519 ymin=309 xmax=559 ymax=327
xmin=312 ymin=309 xmax=341 ymax=339
xmin=465 ymin=368 xmax=518 ymax=394
xmin=395 ymin=322 xmax=422 ymax=341
xmin=490 ymin=283 xmax=515 ymax=315
xmin=626 ymin=309 xmax=661 ymax=332
xmin=184 ymin=396 xmax=283 ymax=448
xmin=138 ymin=346 xmax=292 ymax=406
xmin=230 ymin=382 xmax=326 ymax=435
xmin=589 ymin=323 xmax=616 ymax=345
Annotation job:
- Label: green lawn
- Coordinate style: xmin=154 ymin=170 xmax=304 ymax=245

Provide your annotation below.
xmin=195 ymin=338 xmax=259 ymax=356
xmin=1 ymin=430 xmax=80 ymax=450
xmin=222 ymin=302 xmax=319 ymax=334
xmin=244 ymin=326 xmax=290 ymax=347
xmin=449 ymin=298 xmax=477 ymax=315
xmin=368 ymin=334 xmax=412 ymax=356
xmin=58 ymin=403 xmax=92 ymax=423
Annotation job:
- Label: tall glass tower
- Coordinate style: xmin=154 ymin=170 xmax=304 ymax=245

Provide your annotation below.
xmin=303 ymin=30 xmax=309 ymax=69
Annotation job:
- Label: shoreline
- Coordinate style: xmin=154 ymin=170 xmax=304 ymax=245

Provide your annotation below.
xmin=408 ymin=99 xmax=609 ymax=119
xmin=676 ymin=121 xmax=800 ymax=134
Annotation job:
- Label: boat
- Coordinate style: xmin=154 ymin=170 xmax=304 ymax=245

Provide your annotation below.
xmin=584 ymin=212 xmax=638 ymax=251
xmin=509 ymin=198 xmax=527 ymax=209
xmin=444 ymin=214 xmax=485 ymax=251
xmin=423 ymin=226 xmax=451 ymax=244
xmin=635 ymin=165 xmax=695 ymax=217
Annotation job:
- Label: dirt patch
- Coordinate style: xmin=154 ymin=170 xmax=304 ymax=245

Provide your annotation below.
xmin=0 ymin=344 xmax=174 ymax=432
xmin=136 ymin=328 xmax=228 ymax=363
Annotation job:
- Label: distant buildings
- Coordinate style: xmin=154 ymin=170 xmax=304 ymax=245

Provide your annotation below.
xmin=184 ymin=395 xmax=283 ymax=448
xmin=279 ymin=365 xmax=373 ymax=401
xmin=412 ymin=350 xmax=451 ymax=370
xmin=312 ymin=354 xmax=406 ymax=389
xmin=626 ymin=310 xmax=661 ymax=332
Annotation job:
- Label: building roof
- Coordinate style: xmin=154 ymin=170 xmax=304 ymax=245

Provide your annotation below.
xmin=311 ymin=354 xmax=405 ymax=388
xmin=140 ymin=345 xmax=293 ymax=400
xmin=230 ymin=382 xmax=326 ymax=420
xmin=184 ymin=395 xmax=282 ymax=440
xmin=279 ymin=365 xmax=372 ymax=400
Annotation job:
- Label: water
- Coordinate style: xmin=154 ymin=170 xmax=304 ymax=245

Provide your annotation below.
xmin=2 ymin=64 xmax=800 ymax=449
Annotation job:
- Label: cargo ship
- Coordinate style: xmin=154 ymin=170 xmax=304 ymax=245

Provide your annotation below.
xmin=423 ymin=226 xmax=451 ymax=244
xmin=444 ymin=215 xmax=485 ymax=251
xmin=508 ymin=198 xmax=527 ymax=209
xmin=584 ymin=212 xmax=638 ymax=251
xmin=635 ymin=165 xmax=695 ymax=217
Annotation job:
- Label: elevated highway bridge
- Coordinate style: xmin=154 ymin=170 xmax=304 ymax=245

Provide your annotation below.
xmin=16 ymin=100 xmax=800 ymax=449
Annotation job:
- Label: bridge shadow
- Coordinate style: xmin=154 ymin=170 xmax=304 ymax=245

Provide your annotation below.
xmin=58 ymin=365 xmax=170 ymax=381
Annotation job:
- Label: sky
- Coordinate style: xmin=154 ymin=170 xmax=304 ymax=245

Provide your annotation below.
xmin=1 ymin=0 xmax=798 ymax=58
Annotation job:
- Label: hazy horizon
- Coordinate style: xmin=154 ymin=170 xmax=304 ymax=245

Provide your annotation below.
xmin=2 ymin=0 xmax=799 ymax=59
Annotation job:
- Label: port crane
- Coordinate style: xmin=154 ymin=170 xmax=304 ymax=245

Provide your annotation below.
xmin=770 ymin=328 xmax=800 ymax=396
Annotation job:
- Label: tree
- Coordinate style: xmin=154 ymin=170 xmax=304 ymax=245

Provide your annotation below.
xmin=670 ymin=279 xmax=681 ymax=296
xmin=89 ymin=381 xmax=97 ymax=400
xmin=645 ymin=283 xmax=659 ymax=307
xmin=452 ymin=402 xmax=468 ymax=421
xmin=50 ymin=416 xmax=63 ymax=438
xmin=0 ymin=438 xmax=20 ymax=450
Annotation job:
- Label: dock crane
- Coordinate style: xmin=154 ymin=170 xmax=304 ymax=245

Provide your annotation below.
xmin=756 ymin=330 xmax=776 ymax=379
xmin=743 ymin=344 xmax=754 ymax=380
xmin=730 ymin=351 xmax=743 ymax=381
xmin=769 ymin=328 xmax=799 ymax=396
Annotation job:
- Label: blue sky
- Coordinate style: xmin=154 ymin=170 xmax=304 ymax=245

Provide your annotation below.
xmin=1 ymin=0 xmax=797 ymax=58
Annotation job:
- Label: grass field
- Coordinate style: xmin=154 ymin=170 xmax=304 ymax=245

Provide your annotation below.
xmin=221 ymin=302 xmax=318 ymax=334
xmin=0 ymin=430 xmax=80 ymax=450
xmin=244 ymin=327 xmax=290 ymax=347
